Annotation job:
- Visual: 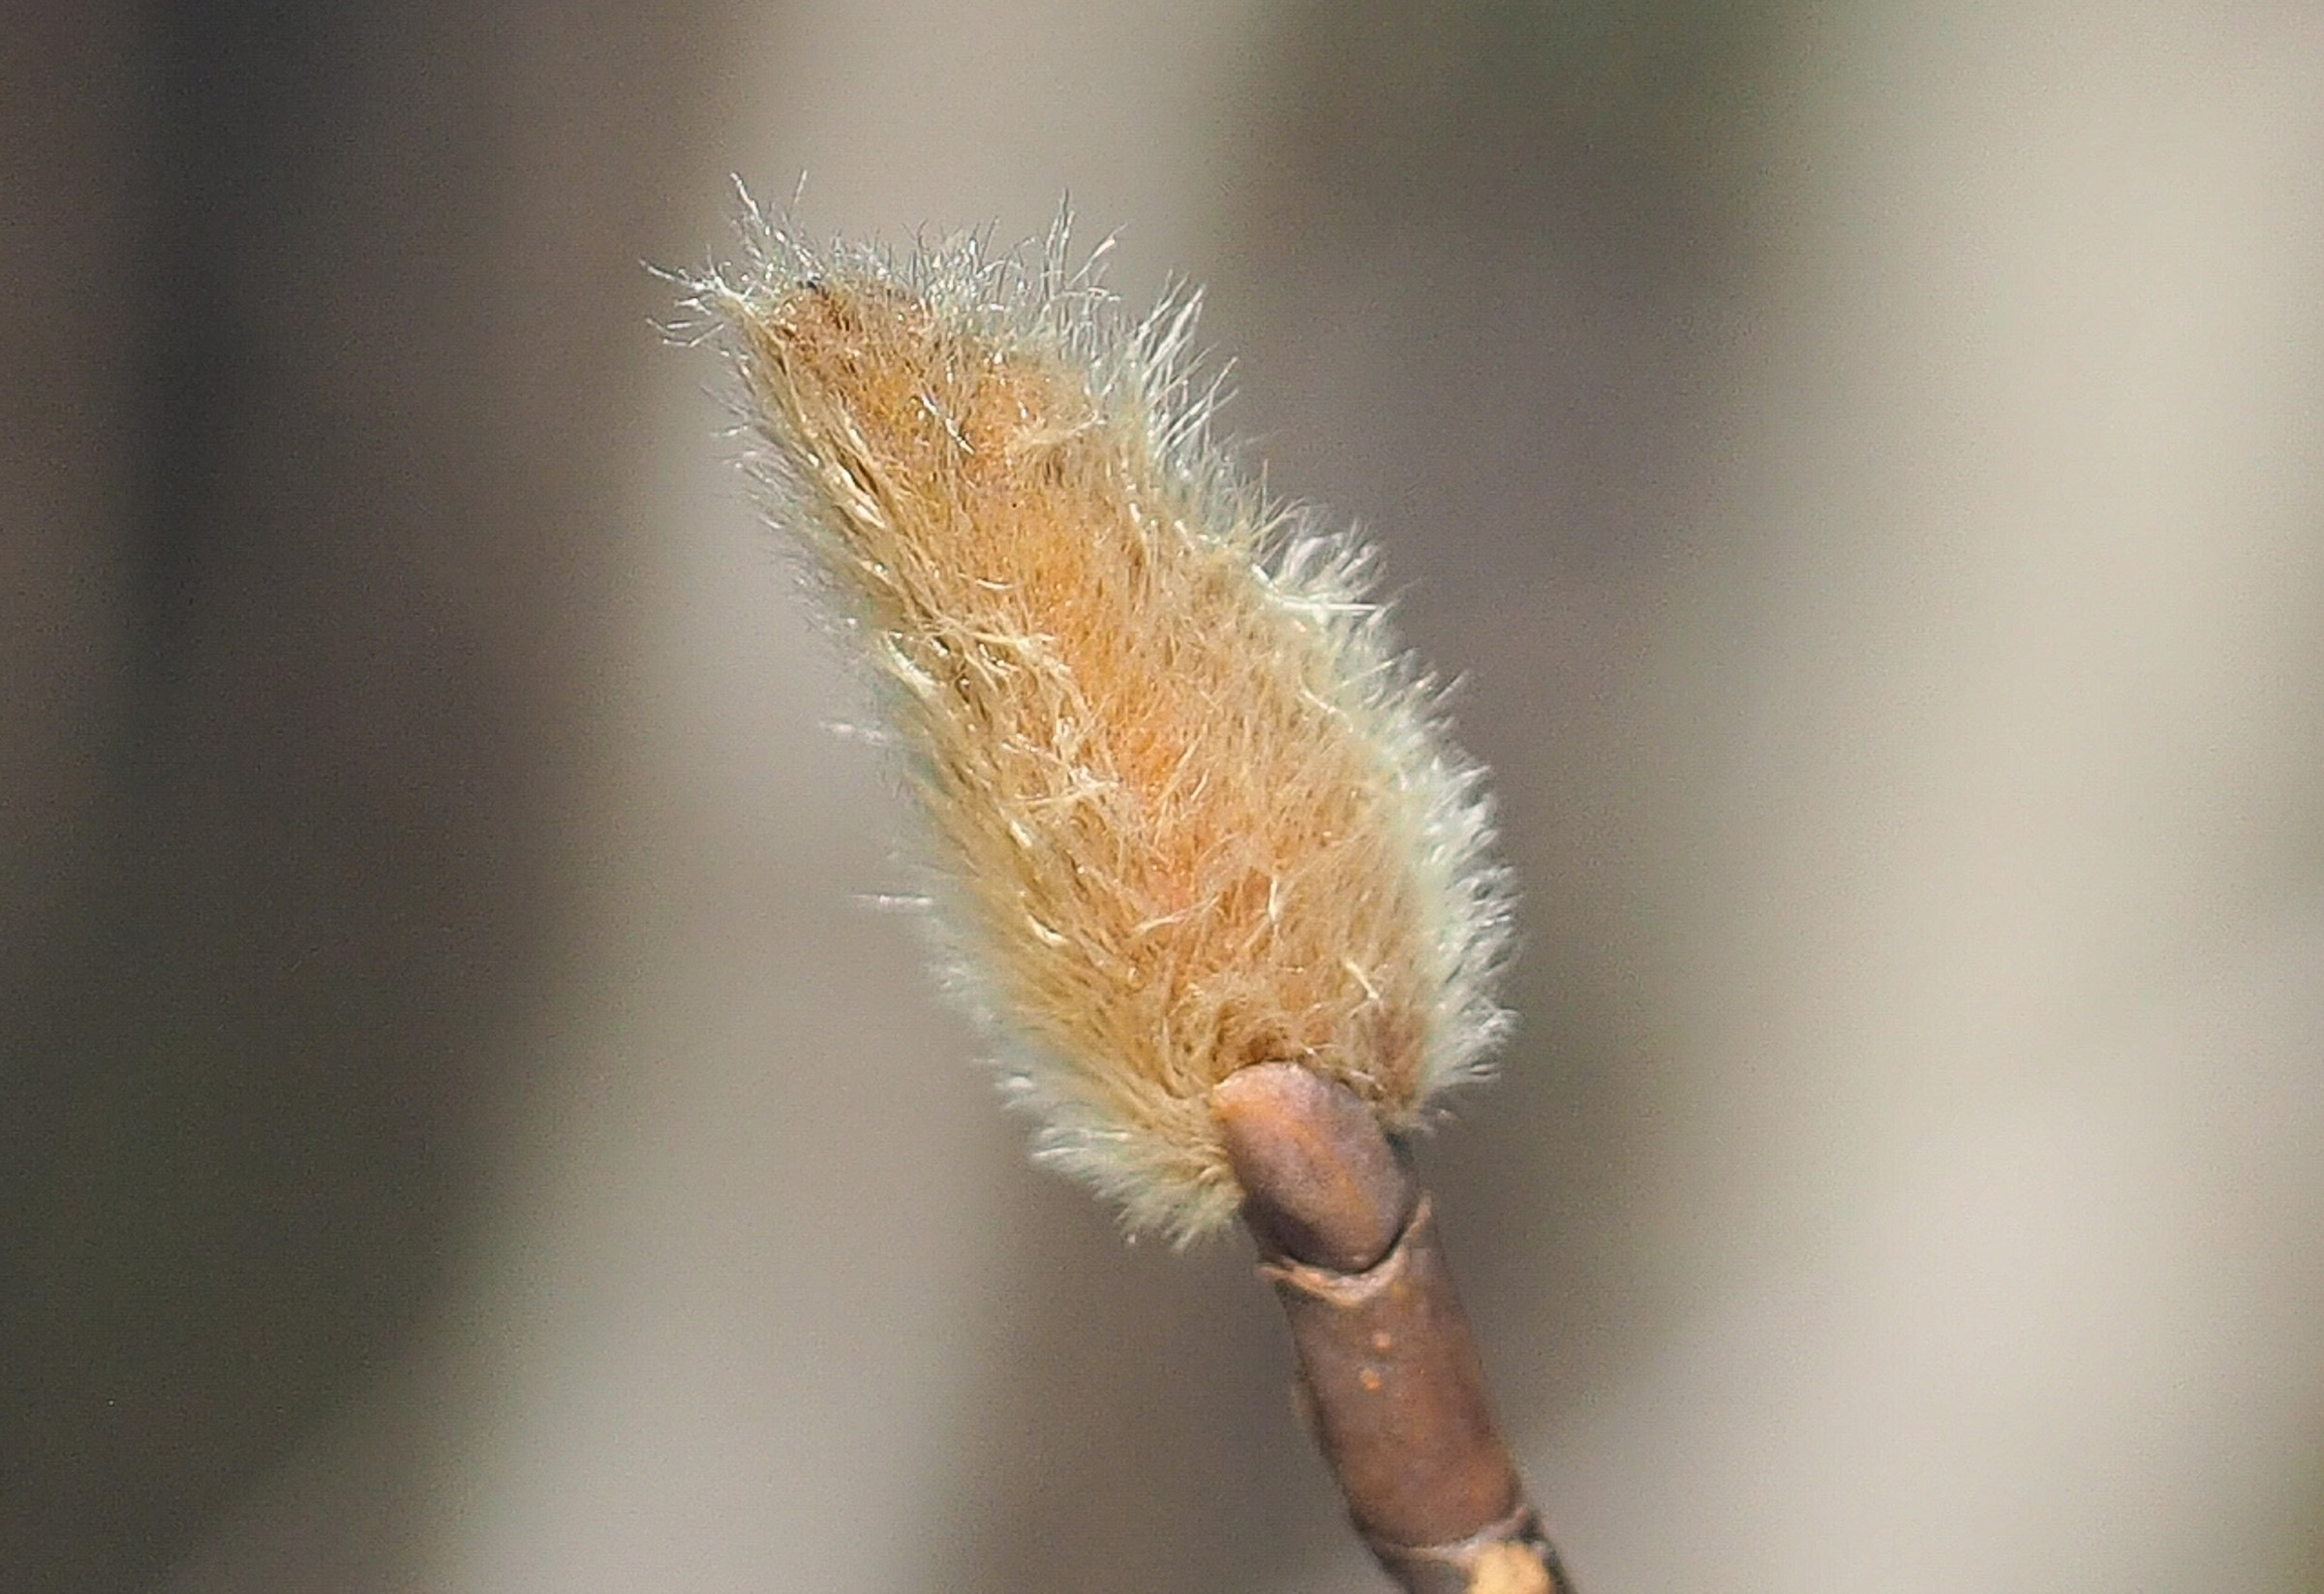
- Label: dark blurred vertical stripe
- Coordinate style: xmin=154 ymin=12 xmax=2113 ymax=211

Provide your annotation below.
xmin=137 ymin=0 xmax=342 ymax=683
xmin=0 ymin=1 xmax=734 ymax=1586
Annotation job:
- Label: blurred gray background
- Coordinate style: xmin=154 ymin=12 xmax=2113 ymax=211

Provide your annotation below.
xmin=5 ymin=2 xmax=2323 ymax=1590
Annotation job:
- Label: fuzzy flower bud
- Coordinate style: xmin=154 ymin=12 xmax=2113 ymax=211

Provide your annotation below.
xmin=688 ymin=207 xmax=1514 ymax=1241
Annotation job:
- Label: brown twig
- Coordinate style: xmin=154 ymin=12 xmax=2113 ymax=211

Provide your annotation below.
xmin=1213 ymin=1064 xmax=1575 ymax=1594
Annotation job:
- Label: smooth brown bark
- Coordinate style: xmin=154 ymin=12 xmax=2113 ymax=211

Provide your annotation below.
xmin=1212 ymin=1064 xmax=1575 ymax=1594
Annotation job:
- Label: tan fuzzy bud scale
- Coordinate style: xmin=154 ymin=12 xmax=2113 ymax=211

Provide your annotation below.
xmin=693 ymin=213 xmax=1513 ymax=1241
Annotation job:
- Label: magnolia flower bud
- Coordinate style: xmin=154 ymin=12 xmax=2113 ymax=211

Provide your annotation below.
xmin=688 ymin=206 xmax=1514 ymax=1243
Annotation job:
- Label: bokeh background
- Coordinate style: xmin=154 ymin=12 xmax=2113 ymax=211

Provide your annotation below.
xmin=6 ymin=2 xmax=2323 ymax=1590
